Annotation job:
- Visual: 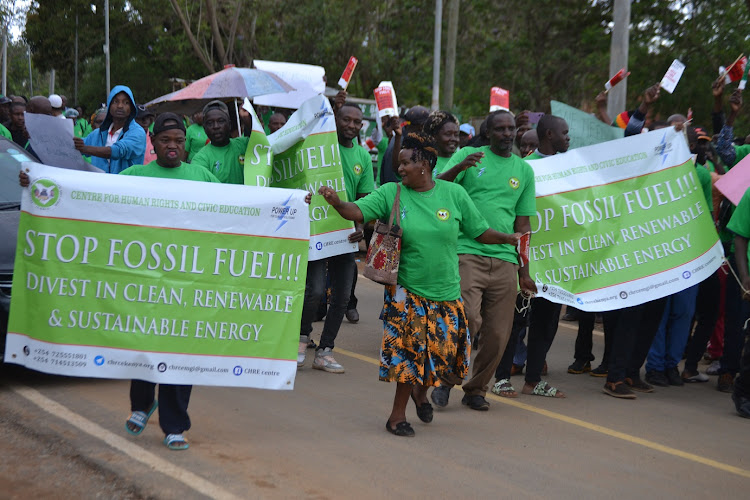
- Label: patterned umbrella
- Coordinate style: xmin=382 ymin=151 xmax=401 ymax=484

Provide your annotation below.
xmin=145 ymin=65 xmax=294 ymax=114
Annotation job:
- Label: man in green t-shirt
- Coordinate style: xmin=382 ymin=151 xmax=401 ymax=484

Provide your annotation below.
xmin=185 ymin=110 xmax=208 ymax=162
xmin=432 ymin=110 xmax=538 ymax=410
xmin=191 ymin=100 xmax=251 ymax=184
xmin=726 ymin=187 xmax=750 ymax=418
xmin=297 ymin=100 xmax=374 ymax=374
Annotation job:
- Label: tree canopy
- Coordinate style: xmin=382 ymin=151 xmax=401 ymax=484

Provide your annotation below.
xmin=6 ymin=0 xmax=750 ymax=130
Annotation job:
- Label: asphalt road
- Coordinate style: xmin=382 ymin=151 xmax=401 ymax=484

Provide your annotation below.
xmin=1 ymin=275 xmax=748 ymax=499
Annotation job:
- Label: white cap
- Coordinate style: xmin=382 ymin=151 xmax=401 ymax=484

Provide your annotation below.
xmin=49 ymin=94 xmax=63 ymax=109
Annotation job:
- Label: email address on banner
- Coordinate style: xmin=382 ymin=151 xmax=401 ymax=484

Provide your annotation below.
xmin=169 ymin=364 xmax=229 ymax=374
xmin=627 ymin=276 xmax=680 ymax=296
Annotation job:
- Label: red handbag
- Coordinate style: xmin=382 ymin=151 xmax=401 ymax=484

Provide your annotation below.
xmin=363 ymin=185 xmax=402 ymax=285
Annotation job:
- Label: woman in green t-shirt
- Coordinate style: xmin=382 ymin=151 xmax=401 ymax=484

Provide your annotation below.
xmin=315 ymin=133 xmax=521 ymax=437
xmin=423 ymin=110 xmax=460 ymax=178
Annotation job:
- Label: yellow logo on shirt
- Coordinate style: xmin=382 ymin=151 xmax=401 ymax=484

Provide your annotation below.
xmin=238 ymin=155 xmax=245 ymax=165
xmin=354 ymin=164 xmax=363 ymax=175
xmin=509 ymin=177 xmax=520 ymax=189
xmin=436 ymin=209 xmax=450 ymax=221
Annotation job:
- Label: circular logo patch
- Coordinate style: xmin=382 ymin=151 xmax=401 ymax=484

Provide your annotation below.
xmin=354 ymin=164 xmax=363 ymax=175
xmin=508 ymin=177 xmax=520 ymax=189
xmin=436 ymin=209 xmax=450 ymax=221
xmin=31 ymin=179 xmax=61 ymax=209
xmin=238 ymin=155 xmax=245 ymax=165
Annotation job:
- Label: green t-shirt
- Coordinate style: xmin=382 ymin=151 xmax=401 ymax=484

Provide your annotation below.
xmin=695 ymin=164 xmax=712 ymax=212
xmin=433 ymin=156 xmax=450 ymax=178
xmin=727 ymin=187 xmax=750 ymax=265
xmin=733 ymin=144 xmax=750 ymax=167
xmin=74 ymin=119 xmax=92 ymax=139
xmin=446 ymin=146 xmax=536 ymax=263
xmin=375 ymin=137 xmax=389 ymax=187
xmin=119 ymin=161 xmax=220 ymax=183
xmin=185 ymin=123 xmax=209 ymax=162
xmin=191 ymin=136 xmax=250 ymax=185
xmin=0 ymin=123 xmax=11 ymax=140
xmin=355 ymin=180 xmax=489 ymax=302
xmin=340 ymin=143 xmax=375 ymax=202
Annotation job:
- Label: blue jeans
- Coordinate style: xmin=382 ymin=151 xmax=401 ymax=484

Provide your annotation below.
xmin=299 ymin=252 xmax=357 ymax=350
xmin=646 ymin=285 xmax=699 ymax=372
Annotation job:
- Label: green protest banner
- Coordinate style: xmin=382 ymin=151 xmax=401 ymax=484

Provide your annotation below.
xmin=5 ymin=164 xmax=309 ymax=388
xmin=550 ymin=100 xmax=624 ymax=150
xmin=243 ymin=96 xmax=357 ymax=260
xmin=527 ymin=127 xmax=723 ymax=311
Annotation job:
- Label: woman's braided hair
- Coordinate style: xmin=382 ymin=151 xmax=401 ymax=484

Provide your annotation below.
xmin=401 ymin=132 xmax=439 ymax=170
xmin=423 ymin=109 xmax=459 ymax=138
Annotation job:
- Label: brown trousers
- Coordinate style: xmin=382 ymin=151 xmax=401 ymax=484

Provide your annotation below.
xmin=442 ymin=254 xmax=518 ymax=396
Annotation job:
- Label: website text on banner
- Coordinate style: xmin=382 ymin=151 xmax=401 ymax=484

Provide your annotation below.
xmin=4 ymin=163 xmax=309 ymax=389
xmin=526 ymin=127 xmax=723 ymax=312
xmin=243 ymin=95 xmax=357 ymax=261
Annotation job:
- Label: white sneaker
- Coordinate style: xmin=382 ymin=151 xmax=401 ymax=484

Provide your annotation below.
xmin=298 ymin=336 xmax=309 ymax=368
xmin=706 ymin=360 xmax=721 ymax=375
xmin=312 ymin=348 xmax=345 ymax=373
xmin=682 ymin=370 xmax=709 ymax=383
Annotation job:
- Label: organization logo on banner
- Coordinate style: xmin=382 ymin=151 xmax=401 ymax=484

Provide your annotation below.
xmin=508 ymin=177 xmax=520 ymax=189
xmin=31 ymin=179 xmax=61 ymax=209
xmin=436 ymin=209 xmax=450 ymax=221
xmin=272 ymin=194 xmax=298 ymax=232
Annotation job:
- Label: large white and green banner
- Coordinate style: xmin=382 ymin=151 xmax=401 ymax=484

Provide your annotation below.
xmin=527 ymin=127 xmax=723 ymax=311
xmin=4 ymin=163 xmax=309 ymax=389
xmin=243 ymin=95 xmax=357 ymax=261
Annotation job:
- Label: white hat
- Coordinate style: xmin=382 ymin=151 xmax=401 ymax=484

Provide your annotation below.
xmin=49 ymin=94 xmax=63 ymax=109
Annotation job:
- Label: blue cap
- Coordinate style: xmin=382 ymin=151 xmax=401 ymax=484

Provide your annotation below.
xmin=459 ymin=123 xmax=475 ymax=136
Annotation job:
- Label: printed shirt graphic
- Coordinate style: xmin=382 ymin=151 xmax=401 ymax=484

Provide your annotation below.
xmin=339 ymin=143 xmax=374 ymax=202
xmin=355 ymin=180 xmax=489 ymax=301
xmin=191 ymin=137 xmax=250 ymax=185
xmin=446 ymin=146 xmax=536 ymax=263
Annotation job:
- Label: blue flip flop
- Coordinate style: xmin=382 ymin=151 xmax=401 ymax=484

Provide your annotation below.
xmin=164 ymin=433 xmax=189 ymax=450
xmin=125 ymin=400 xmax=158 ymax=436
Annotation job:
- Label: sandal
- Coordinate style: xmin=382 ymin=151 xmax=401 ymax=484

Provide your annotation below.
xmin=164 ymin=433 xmax=190 ymax=450
xmin=491 ymin=379 xmax=518 ymax=398
xmin=125 ymin=400 xmax=158 ymax=436
xmin=385 ymin=420 xmax=415 ymax=437
xmin=522 ymin=381 xmax=566 ymax=398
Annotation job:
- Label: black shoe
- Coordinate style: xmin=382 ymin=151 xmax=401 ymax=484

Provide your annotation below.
xmin=665 ymin=367 xmax=684 ymax=386
xmin=430 ymin=385 xmax=451 ymax=408
xmin=590 ymin=364 xmax=608 ymax=377
xmin=345 ymin=308 xmax=359 ymax=323
xmin=625 ymin=377 xmax=654 ymax=393
xmin=561 ymin=312 xmax=577 ymax=321
xmin=602 ymin=381 xmax=636 ymax=399
xmin=307 ymin=338 xmax=317 ymax=350
xmin=461 ymin=394 xmax=490 ymax=411
xmin=732 ymin=392 xmax=750 ymax=418
xmin=718 ymin=373 xmax=735 ymax=393
xmin=645 ymin=370 xmax=670 ymax=387
xmin=567 ymin=360 xmax=592 ymax=374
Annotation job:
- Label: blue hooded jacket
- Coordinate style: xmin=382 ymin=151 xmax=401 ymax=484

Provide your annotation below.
xmin=83 ymin=85 xmax=146 ymax=174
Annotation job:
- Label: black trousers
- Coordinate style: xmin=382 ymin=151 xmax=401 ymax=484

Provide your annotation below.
xmin=130 ymin=380 xmax=192 ymax=435
xmin=525 ymin=298 xmax=562 ymax=384
xmin=605 ymin=298 xmax=668 ymax=383
xmin=573 ymin=312 xmax=596 ymax=363
xmin=495 ymin=295 xmax=530 ymax=381
xmin=684 ymin=270 xmax=721 ymax=373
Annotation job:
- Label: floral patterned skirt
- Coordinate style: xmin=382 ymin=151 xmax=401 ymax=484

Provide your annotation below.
xmin=379 ymin=284 xmax=471 ymax=386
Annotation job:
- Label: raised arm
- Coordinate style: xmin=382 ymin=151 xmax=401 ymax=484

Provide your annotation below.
xmin=317 ymin=186 xmax=365 ymax=223
xmin=437 ymin=152 xmax=484 ymax=182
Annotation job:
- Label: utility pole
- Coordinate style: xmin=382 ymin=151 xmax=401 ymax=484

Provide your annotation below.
xmin=2 ymin=31 xmax=7 ymax=96
xmin=49 ymin=68 xmax=55 ymax=95
xmin=27 ymin=44 xmax=33 ymax=95
xmin=431 ymin=0 xmax=443 ymax=111
xmin=74 ymin=14 xmax=79 ymax=105
xmin=443 ymin=0 xmax=459 ymax=109
xmin=104 ymin=0 xmax=111 ymax=95
xmin=607 ymin=0 xmax=630 ymax=119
